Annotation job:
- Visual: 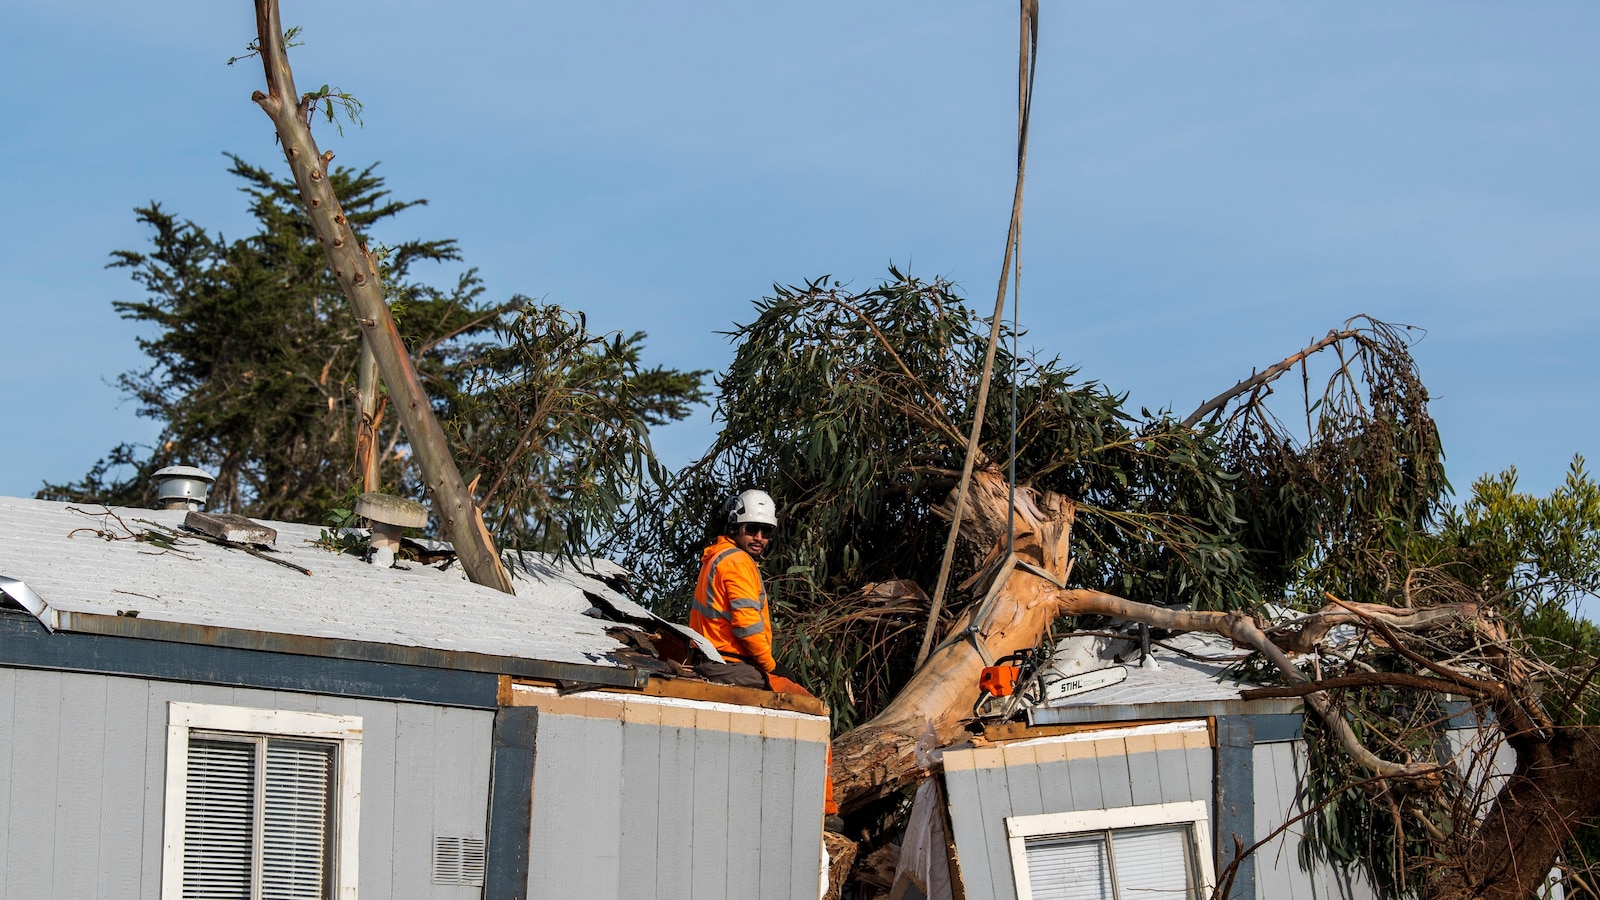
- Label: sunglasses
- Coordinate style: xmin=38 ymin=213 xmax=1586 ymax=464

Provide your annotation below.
xmin=737 ymin=523 xmax=775 ymax=539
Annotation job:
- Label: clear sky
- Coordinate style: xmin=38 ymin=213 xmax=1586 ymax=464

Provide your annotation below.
xmin=2 ymin=1 xmax=1595 ymax=501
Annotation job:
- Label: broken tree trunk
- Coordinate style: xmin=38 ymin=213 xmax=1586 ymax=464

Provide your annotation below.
xmin=831 ymin=468 xmax=1450 ymax=813
xmin=826 ymin=485 xmax=1592 ymax=900
xmin=354 ymin=338 xmax=386 ymax=492
xmin=249 ymin=0 xmax=510 ymax=593
xmin=833 ymin=468 xmax=1075 ymax=812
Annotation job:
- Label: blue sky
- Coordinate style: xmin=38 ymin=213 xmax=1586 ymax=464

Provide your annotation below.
xmin=2 ymin=1 xmax=1595 ymax=501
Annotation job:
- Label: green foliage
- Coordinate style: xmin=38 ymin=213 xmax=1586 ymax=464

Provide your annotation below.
xmin=314 ymin=492 xmax=368 ymax=556
xmin=1295 ymin=459 xmax=1600 ymax=896
xmin=42 ymin=157 xmax=705 ymax=556
xmin=301 ymin=84 xmax=363 ymax=136
xmin=226 ymin=26 xmax=303 ymax=67
xmin=619 ymin=272 xmax=1442 ymax=728
xmin=446 ymin=306 xmax=707 ymax=553
xmin=1216 ymin=318 xmax=1449 ymax=605
xmin=1432 ymin=457 xmax=1600 ymax=614
xmin=226 ymin=27 xmax=362 ymax=135
xmin=40 ymin=154 xmax=475 ymax=520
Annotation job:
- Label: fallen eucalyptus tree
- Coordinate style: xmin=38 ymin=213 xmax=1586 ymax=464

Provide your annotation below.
xmin=625 ymin=272 xmax=1600 ymax=899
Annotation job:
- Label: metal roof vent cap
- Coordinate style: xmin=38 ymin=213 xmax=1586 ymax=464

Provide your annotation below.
xmin=353 ymin=492 xmax=429 ymax=568
xmin=151 ymin=466 xmax=215 ymax=511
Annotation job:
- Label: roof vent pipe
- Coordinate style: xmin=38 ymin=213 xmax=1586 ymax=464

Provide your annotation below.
xmin=151 ymin=466 xmax=215 ymax=511
xmin=353 ymin=492 xmax=429 ymax=568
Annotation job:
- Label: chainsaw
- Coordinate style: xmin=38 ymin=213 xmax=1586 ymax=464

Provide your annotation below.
xmin=973 ymin=647 xmax=1130 ymax=719
xmin=973 ymin=648 xmax=1042 ymax=718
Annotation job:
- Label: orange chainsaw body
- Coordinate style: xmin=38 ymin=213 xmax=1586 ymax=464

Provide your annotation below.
xmin=979 ymin=664 xmax=1021 ymax=697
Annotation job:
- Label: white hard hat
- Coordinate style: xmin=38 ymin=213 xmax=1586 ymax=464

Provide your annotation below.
xmin=725 ymin=489 xmax=778 ymax=529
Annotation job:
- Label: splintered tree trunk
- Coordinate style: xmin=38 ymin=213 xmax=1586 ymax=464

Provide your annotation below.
xmin=833 ymin=468 xmax=1076 ymax=812
xmin=828 ymin=477 xmax=1594 ymax=900
xmin=831 ymin=469 xmax=1445 ymax=813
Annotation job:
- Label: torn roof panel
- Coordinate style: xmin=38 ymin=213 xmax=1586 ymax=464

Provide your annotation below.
xmin=505 ymin=550 xmax=722 ymax=663
xmin=0 ymin=496 xmax=635 ymax=671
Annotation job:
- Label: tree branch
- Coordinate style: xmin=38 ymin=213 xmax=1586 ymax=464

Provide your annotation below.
xmin=1240 ymin=671 xmax=1489 ymax=701
xmin=1181 ymin=328 xmax=1362 ymax=428
xmin=834 ymin=296 xmax=965 ymax=448
xmin=1052 ymin=588 xmax=1444 ymax=783
xmin=1265 ymin=599 xmax=1477 ymax=654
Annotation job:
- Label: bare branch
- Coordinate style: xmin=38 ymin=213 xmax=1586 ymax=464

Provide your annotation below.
xmin=1240 ymin=672 xmax=1489 ymax=700
xmin=1051 ymin=587 xmax=1443 ymax=783
xmin=1181 ymin=328 xmax=1362 ymax=429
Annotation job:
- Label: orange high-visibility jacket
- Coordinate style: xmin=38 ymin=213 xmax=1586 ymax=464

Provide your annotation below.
xmin=690 ymin=536 xmax=776 ymax=672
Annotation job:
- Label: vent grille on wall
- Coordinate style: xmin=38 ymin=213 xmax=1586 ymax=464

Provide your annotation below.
xmin=432 ymin=835 xmax=487 ymax=886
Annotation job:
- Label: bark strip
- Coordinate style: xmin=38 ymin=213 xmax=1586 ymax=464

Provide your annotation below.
xmin=354 ymin=336 xmax=385 ymax=492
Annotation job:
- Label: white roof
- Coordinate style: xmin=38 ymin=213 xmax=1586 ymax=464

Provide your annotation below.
xmin=1026 ymin=630 xmax=1299 ymax=724
xmin=1044 ymin=649 xmax=1253 ymax=708
xmin=0 ymin=496 xmax=650 ymax=672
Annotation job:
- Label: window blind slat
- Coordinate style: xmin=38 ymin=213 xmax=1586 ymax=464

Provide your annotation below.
xmin=183 ymin=738 xmax=257 ymax=900
xmin=262 ymin=740 xmax=335 ymax=900
xmin=1111 ymin=826 xmax=1192 ymax=900
xmin=181 ymin=733 xmax=337 ymax=900
xmin=1024 ymin=835 xmax=1113 ymax=900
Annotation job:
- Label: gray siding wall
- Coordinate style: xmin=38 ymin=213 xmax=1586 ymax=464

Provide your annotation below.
xmin=519 ymin=697 xmax=828 ymax=900
xmin=1251 ymin=740 xmax=1381 ymax=900
xmin=0 ymin=665 xmax=494 ymax=900
xmin=1443 ymin=725 xmax=1515 ymax=810
xmin=943 ymin=727 xmax=1214 ymax=900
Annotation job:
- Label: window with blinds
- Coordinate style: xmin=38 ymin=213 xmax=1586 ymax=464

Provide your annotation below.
xmin=1022 ymin=824 xmax=1196 ymax=900
xmin=182 ymin=733 xmax=337 ymax=900
xmin=1006 ymin=801 xmax=1214 ymax=900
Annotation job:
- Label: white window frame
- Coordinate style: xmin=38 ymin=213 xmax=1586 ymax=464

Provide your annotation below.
xmin=160 ymin=701 xmax=363 ymax=900
xmin=1006 ymin=800 xmax=1215 ymax=900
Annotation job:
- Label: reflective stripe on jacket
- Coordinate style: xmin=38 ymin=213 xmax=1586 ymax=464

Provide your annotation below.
xmin=689 ymin=536 xmax=776 ymax=672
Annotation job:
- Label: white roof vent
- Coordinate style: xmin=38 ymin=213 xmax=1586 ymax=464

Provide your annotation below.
xmin=151 ymin=466 xmax=215 ymax=511
xmin=354 ymin=492 xmax=429 ymax=568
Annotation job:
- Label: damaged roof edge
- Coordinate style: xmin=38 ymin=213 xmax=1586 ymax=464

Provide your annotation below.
xmin=580 ymin=591 xmax=725 ymax=664
xmin=53 ymin=610 xmax=647 ymax=688
xmin=0 ymin=576 xmax=56 ymax=631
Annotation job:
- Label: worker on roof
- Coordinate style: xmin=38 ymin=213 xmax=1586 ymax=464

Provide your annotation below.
xmin=690 ymin=488 xmax=784 ymax=687
xmin=690 ymin=489 xmax=840 ymax=823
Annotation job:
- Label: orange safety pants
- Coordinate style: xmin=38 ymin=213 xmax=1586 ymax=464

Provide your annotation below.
xmin=767 ymin=673 xmax=839 ymax=816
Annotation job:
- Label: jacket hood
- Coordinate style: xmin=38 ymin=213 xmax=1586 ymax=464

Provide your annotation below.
xmin=701 ymin=535 xmax=737 ymax=565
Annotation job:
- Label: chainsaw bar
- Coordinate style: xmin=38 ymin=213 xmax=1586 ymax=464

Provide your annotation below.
xmin=1040 ymin=665 xmax=1128 ymax=702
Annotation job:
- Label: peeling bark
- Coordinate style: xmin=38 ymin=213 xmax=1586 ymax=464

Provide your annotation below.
xmin=354 ymin=337 xmax=385 ymax=492
xmin=832 ymin=469 xmax=1453 ymax=812
xmin=833 ymin=469 xmax=1073 ymax=812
